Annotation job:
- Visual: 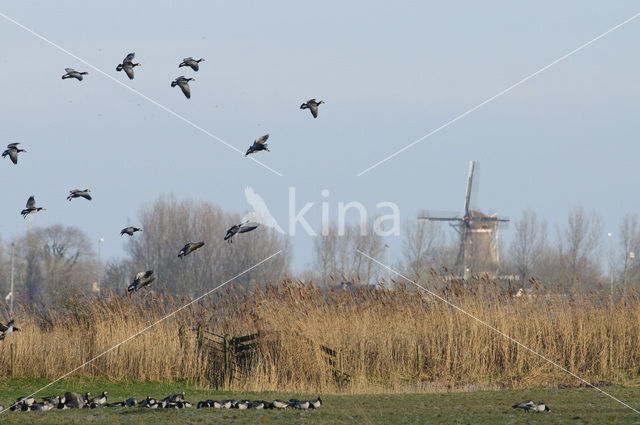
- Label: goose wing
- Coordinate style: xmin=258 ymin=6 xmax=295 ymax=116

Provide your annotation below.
xmin=123 ymin=52 xmax=135 ymax=63
xmin=178 ymin=81 xmax=191 ymax=99
xmin=238 ymin=223 xmax=259 ymax=233
xmin=6 ymin=143 xmax=20 ymax=149
xmin=80 ymin=192 xmax=92 ymax=200
xmin=4 ymin=148 xmax=18 ymax=164
xmin=309 ymin=104 xmax=319 ymax=118
xmin=123 ymin=64 xmax=135 ymax=80
xmin=26 ymin=196 xmax=36 ymax=209
xmin=64 ymin=68 xmax=76 ymax=74
xmin=255 ymin=134 xmax=269 ymax=145
xmin=224 ymin=225 xmax=239 ymax=240
xmin=0 ymin=322 xmax=7 ymax=332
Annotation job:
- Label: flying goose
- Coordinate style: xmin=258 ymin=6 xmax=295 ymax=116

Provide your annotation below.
xmin=116 ymin=52 xmax=141 ymax=80
xmin=512 ymin=400 xmax=550 ymax=412
xmin=179 ymin=57 xmax=205 ymax=71
xmin=224 ymin=222 xmax=259 ymax=243
xmin=127 ymin=270 xmax=154 ymax=294
xmin=245 ymin=134 xmax=269 ymax=156
xmin=2 ymin=143 xmax=26 ymax=165
xmin=300 ymin=99 xmax=324 ymax=118
xmin=178 ymin=242 xmax=205 ymax=258
xmin=21 ymin=196 xmax=45 ymax=219
xmin=171 ymin=76 xmax=195 ymax=99
xmin=62 ymin=68 xmax=88 ymax=81
xmin=120 ymin=226 xmax=142 ymax=236
xmin=0 ymin=319 xmax=20 ymax=341
xmin=67 ymin=189 xmax=92 ymax=201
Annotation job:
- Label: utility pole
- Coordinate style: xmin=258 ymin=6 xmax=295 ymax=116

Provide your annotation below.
xmin=608 ymin=233 xmax=614 ymax=298
xmin=97 ymin=238 xmax=104 ymax=295
xmin=10 ymin=242 xmax=14 ymax=316
xmin=385 ymin=244 xmax=391 ymax=289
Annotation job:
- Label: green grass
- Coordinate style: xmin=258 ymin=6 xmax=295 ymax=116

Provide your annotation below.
xmin=0 ymin=378 xmax=639 ymax=424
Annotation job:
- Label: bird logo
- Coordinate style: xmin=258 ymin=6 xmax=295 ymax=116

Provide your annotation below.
xmin=241 ymin=187 xmax=284 ymax=234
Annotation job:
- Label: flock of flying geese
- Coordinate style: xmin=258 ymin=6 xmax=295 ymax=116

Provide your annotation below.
xmin=1 ymin=51 xmax=558 ymax=417
xmin=2 ymin=51 xmax=325 ymax=301
xmin=3 ymin=390 xmax=323 ymax=412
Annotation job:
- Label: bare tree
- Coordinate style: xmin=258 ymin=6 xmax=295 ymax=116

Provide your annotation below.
xmin=119 ymin=195 xmax=290 ymax=296
xmin=619 ymin=214 xmax=640 ymax=287
xmin=557 ymin=207 xmax=603 ymax=289
xmin=14 ymin=225 xmax=96 ymax=303
xmin=401 ymin=218 xmax=448 ymax=281
xmin=313 ymin=222 xmax=383 ymax=286
xmin=508 ymin=209 xmax=548 ymax=282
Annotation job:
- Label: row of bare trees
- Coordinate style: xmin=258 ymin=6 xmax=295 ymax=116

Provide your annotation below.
xmin=1 ymin=197 xmax=640 ymax=304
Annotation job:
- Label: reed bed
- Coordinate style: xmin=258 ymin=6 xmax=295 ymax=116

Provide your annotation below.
xmin=0 ymin=277 xmax=639 ymax=393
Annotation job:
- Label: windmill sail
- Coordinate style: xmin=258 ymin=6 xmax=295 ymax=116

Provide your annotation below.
xmin=419 ymin=161 xmax=508 ymax=278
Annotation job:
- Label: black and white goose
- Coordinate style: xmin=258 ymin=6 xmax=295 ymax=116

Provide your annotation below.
xmin=67 ymin=189 xmax=92 ymax=201
xmin=300 ymin=99 xmax=324 ymax=118
xmin=0 ymin=319 xmax=20 ymax=340
xmin=171 ymin=76 xmax=195 ymax=99
xmin=512 ymin=400 xmax=550 ymax=412
xmin=272 ymin=399 xmax=288 ymax=409
xmin=310 ymin=397 xmax=322 ymax=408
xmin=21 ymin=196 xmax=45 ymax=219
xmin=91 ymin=391 xmax=108 ymax=405
xmin=127 ymin=270 xmax=154 ymax=294
xmin=224 ymin=222 xmax=259 ymax=243
xmin=116 ymin=52 xmax=141 ymax=80
xmin=179 ymin=57 xmax=205 ymax=71
xmin=245 ymin=134 xmax=269 ymax=156
xmin=120 ymin=226 xmax=142 ymax=236
xmin=2 ymin=143 xmax=26 ymax=165
xmin=62 ymin=68 xmax=88 ymax=81
xmin=178 ymin=242 xmax=205 ymax=258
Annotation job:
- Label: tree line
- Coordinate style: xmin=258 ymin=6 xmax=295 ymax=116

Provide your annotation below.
xmin=0 ymin=197 xmax=638 ymax=305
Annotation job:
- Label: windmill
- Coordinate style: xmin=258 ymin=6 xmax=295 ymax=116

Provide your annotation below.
xmin=419 ymin=161 xmax=509 ymax=278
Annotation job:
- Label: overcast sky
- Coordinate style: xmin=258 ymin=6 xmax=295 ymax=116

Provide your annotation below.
xmin=1 ymin=1 xmax=639 ymax=271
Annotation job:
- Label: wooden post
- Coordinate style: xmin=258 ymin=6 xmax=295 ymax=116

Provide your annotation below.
xmin=223 ymin=334 xmax=232 ymax=390
xmin=10 ymin=343 xmax=15 ymax=378
xmin=415 ymin=344 xmax=422 ymax=376
xmin=197 ymin=323 xmax=203 ymax=349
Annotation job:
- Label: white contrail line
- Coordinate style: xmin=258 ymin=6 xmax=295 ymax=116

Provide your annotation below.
xmin=357 ymin=249 xmax=640 ymax=414
xmin=357 ymin=11 xmax=640 ymax=176
xmin=0 ymin=11 xmax=283 ymax=177
xmin=1 ymin=250 xmax=282 ymax=412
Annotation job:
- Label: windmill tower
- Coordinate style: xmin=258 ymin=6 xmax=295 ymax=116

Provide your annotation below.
xmin=419 ymin=161 xmax=509 ymax=278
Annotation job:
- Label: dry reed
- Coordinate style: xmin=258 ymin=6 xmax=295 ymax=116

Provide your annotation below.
xmin=0 ymin=276 xmax=638 ymax=393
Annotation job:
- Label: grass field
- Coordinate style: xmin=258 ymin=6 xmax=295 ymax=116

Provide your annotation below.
xmin=0 ymin=378 xmax=638 ymax=424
